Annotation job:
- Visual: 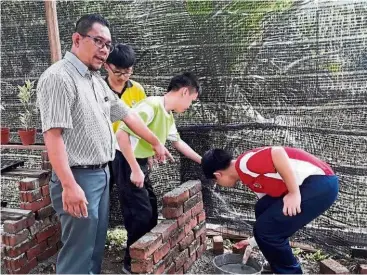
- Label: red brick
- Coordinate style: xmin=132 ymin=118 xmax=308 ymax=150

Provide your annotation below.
xmin=10 ymin=256 xmax=38 ymax=274
xmin=197 ymin=209 xmax=206 ymax=223
xmin=232 ymin=242 xmax=247 ymax=254
xmin=130 ymin=232 xmax=162 ymax=260
xmin=20 ymin=195 xmax=51 ymax=212
xmin=196 ymin=243 xmax=207 ymax=259
xmin=42 ymin=161 xmax=52 ymax=170
xmin=183 ymin=251 xmax=197 ymax=273
xmin=177 ymin=210 xmax=192 ymax=227
xmin=131 ymin=257 xmax=153 ymax=273
xmin=213 ymin=235 xmax=224 ymax=255
xmin=3 ymin=229 xmax=30 ymax=247
xmin=180 ymin=180 xmax=202 ymax=196
xmin=162 ymin=205 xmax=183 ymax=219
xmin=37 ymin=245 xmax=58 ymax=262
xmin=3 ymin=215 xmax=35 ymax=234
xmin=26 ymin=241 xmax=48 ymax=260
xmin=153 ymin=260 xmax=166 ymax=274
xmin=163 ymin=245 xmax=180 ymax=267
xmin=320 ymin=259 xmax=349 ymax=274
xmin=163 ymin=188 xmax=190 ymax=207
xmin=183 ymin=193 xmax=201 ymax=213
xmin=163 ymin=262 xmax=176 ymax=274
xmin=50 ymin=213 xmax=59 ymax=224
xmin=47 ymin=230 xmax=61 ymax=246
xmin=188 ymin=240 xmax=199 ymax=256
xmin=174 ymin=249 xmax=189 ymax=270
xmin=37 ymin=245 xmax=57 ymax=262
xmin=184 ymin=217 xmax=198 ymax=234
xmin=39 ymin=172 xmax=51 ymax=186
xmin=18 ymin=178 xmax=40 ymax=191
xmin=5 ymin=238 xmax=36 ymax=258
xmin=192 ymin=202 xmax=204 ymax=217
xmin=36 ymin=224 xmax=58 ymax=243
xmin=179 ymin=231 xmax=195 ymax=251
xmin=153 ymin=241 xmax=170 ymax=264
xmin=28 ymin=218 xmax=52 ymax=235
xmin=151 ymin=220 xmax=178 ymax=242
xmin=193 ymin=221 xmax=206 ymax=239
xmin=41 ymin=184 xmax=50 ymax=197
xmin=360 ymin=264 xmax=367 ymax=274
xmin=2 ymin=234 xmax=7 ymax=245
xmin=20 ymin=188 xmax=42 ymax=203
xmin=36 ymin=204 xmax=55 ymax=220
xmin=41 ymin=150 xmax=49 ymax=162
xmin=169 ymin=228 xmax=186 ymax=248
xmin=200 ymin=232 xmax=207 ymax=245
xmin=4 ymin=253 xmax=27 ymax=271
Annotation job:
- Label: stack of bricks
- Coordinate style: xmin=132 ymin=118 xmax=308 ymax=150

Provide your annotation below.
xmin=130 ymin=180 xmax=207 ymax=274
xmin=41 ymin=150 xmax=52 ymax=171
xmin=2 ymin=170 xmax=61 ymax=274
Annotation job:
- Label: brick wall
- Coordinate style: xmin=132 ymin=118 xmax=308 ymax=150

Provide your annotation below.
xmin=130 ymin=180 xmax=207 ymax=274
xmin=1 ymin=161 xmax=61 ymax=274
xmin=40 ymin=150 xmax=52 ymax=171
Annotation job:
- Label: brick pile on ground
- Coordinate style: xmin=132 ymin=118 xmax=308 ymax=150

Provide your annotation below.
xmin=130 ymin=180 xmax=207 ymax=274
xmin=2 ymin=169 xmax=61 ymax=274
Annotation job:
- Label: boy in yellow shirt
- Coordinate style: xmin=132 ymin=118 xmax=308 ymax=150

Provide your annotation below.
xmin=104 ymin=43 xmax=146 ymax=132
xmin=105 ymin=43 xmax=147 ymax=194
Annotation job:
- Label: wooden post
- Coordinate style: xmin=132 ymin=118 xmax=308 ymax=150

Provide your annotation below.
xmin=44 ymin=0 xmax=61 ymax=63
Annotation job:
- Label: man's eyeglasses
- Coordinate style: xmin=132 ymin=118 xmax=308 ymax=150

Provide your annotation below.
xmin=80 ymin=34 xmax=114 ymax=52
xmin=106 ymin=63 xmax=133 ymax=77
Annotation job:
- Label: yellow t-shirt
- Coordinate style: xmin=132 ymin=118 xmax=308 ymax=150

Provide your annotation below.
xmin=107 ymin=79 xmax=146 ymax=133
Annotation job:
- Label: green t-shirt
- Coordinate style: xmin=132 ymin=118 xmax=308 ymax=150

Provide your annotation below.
xmin=119 ymin=96 xmax=180 ymax=158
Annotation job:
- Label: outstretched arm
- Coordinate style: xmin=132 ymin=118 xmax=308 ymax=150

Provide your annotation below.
xmin=122 ymin=112 xmax=173 ymax=162
xmin=172 ymin=140 xmax=201 ymax=164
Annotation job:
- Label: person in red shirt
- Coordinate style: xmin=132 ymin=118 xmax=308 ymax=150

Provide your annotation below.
xmin=201 ymin=146 xmax=339 ymax=274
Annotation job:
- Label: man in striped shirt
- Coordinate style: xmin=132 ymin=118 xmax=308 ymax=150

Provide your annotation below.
xmin=201 ymin=147 xmax=339 ymax=274
xmin=37 ymin=14 xmax=172 ymax=274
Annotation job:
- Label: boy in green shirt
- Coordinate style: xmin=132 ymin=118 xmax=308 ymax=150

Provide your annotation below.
xmin=115 ymin=72 xmax=202 ymax=272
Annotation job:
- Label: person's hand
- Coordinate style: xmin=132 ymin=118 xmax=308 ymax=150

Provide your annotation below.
xmin=62 ymin=184 xmax=88 ymax=218
xmin=283 ymin=191 xmax=301 ymax=216
xmin=152 ymin=143 xmax=174 ymax=163
xmin=234 ymin=239 xmax=250 ymax=250
xmin=130 ymin=168 xmax=145 ymax=188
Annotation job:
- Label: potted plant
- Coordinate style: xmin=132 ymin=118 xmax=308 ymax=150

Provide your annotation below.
xmin=17 ymin=80 xmax=38 ymax=145
xmin=1 ymin=104 xmax=10 ymax=144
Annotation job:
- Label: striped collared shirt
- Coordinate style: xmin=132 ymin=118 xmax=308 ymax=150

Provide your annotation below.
xmin=36 ymin=51 xmax=130 ymax=166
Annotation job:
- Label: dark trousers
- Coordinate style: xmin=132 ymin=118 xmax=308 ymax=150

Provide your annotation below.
xmin=111 ymin=150 xmax=158 ymax=268
xmin=254 ymin=175 xmax=339 ymax=274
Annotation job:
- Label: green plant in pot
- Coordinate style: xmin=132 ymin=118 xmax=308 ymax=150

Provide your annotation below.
xmin=17 ymin=80 xmax=38 ymax=145
xmin=1 ymin=103 xmax=10 ymax=144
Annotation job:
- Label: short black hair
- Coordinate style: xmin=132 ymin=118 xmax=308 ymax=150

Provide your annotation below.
xmin=106 ymin=43 xmax=136 ymax=69
xmin=167 ymin=72 xmax=201 ymax=96
xmin=75 ymin=14 xmax=110 ymax=35
xmin=201 ymin=149 xmax=233 ymax=179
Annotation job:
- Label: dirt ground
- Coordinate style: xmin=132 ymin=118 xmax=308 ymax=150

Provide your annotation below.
xmin=101 ymin=248 xmax=124 ymax=274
